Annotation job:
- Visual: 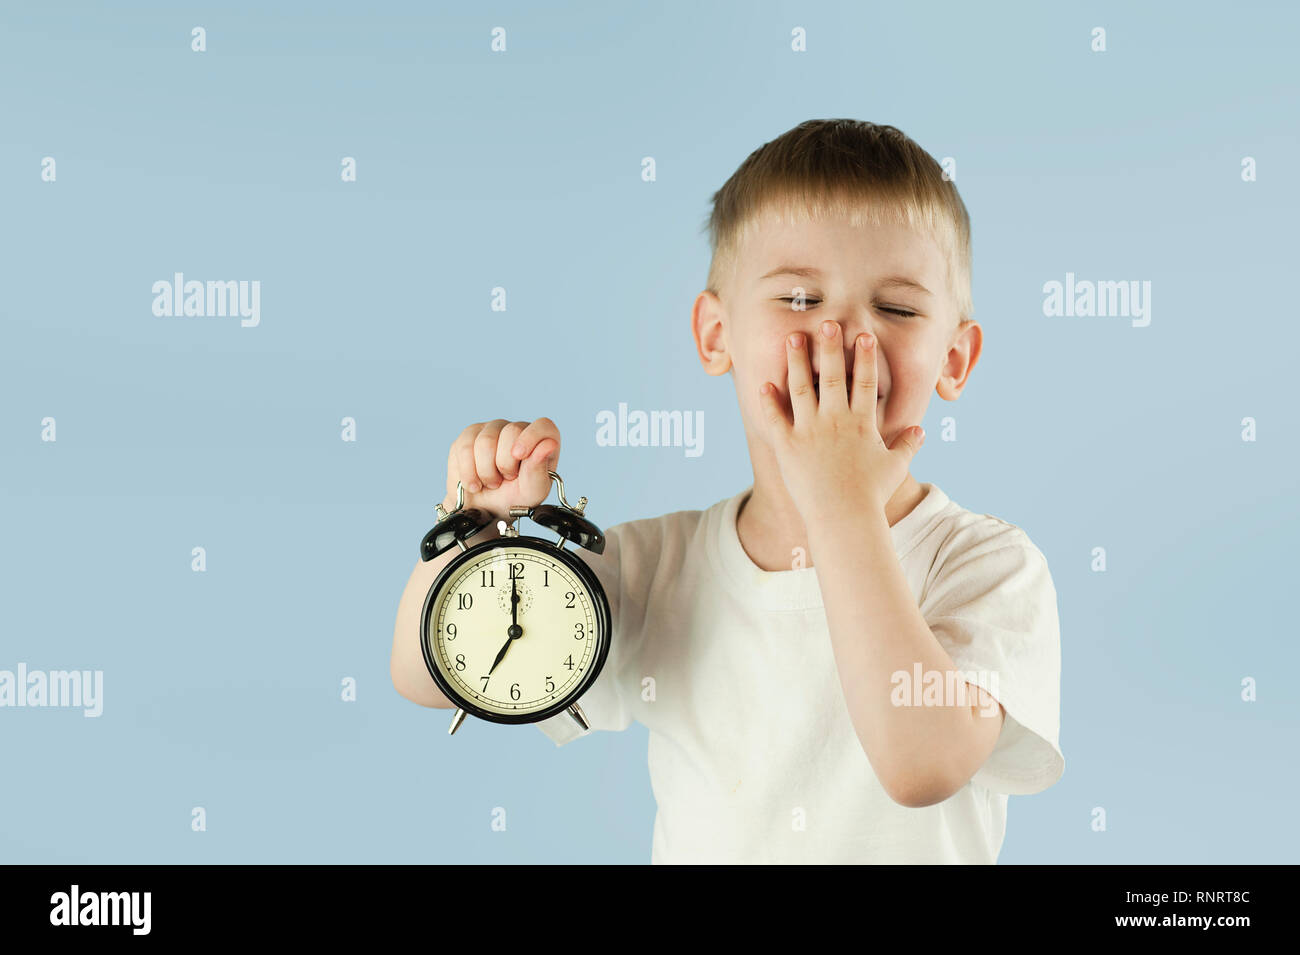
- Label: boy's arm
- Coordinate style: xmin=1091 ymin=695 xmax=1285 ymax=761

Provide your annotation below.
xmin=807 ymin=509 xmax=1006 ymax=808
xmin=396 ymin=415 xmax=564 ymax=707
xmin=391 ymin=520 xmax=502 ymax=708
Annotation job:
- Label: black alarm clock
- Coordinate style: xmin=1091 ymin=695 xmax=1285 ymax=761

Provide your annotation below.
xmin=418 ymin=470 xmax=611 ymax=737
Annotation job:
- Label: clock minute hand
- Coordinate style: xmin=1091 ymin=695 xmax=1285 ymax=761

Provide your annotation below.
xmin=511 ymin=576 xmax=519 ymax=627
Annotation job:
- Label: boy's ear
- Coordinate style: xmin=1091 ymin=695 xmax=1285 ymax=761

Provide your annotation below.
xmin=692 ymin=290 xmax=732 ymax=376
xmin=935 ymin=320 xmax=982 ymax=400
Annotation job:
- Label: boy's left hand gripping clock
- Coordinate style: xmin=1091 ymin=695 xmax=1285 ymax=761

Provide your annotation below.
xmin=418 ymin=469 xmax=612 ymax=737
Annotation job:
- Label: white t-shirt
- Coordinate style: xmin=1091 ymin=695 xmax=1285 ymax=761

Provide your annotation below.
xmin=534 ymin=482 xmax=1065 ymax=864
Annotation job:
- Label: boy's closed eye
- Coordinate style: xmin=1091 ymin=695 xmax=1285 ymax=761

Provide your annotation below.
xmin=776 ymin=297 xmax=918 ymax=319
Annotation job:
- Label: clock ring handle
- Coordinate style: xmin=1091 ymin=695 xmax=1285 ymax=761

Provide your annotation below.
xmin=434 ymin=469 xmax=587 ymax=522
xmin=545 ymin=469 xmax=587 ymax=516
xmin=436 ymin=480 xmax=468 ymax=520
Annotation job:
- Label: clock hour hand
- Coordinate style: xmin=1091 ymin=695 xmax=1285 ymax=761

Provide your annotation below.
xmin=487 ymin=634 xmax=513 ymax=677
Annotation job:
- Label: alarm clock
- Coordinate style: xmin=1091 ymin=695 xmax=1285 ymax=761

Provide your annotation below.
xmin=418 ymin=469 xmax=612 ymax=737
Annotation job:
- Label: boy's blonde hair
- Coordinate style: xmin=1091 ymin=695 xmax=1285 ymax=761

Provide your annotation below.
xmin=702 ymin=119 xmax=973 ymax=328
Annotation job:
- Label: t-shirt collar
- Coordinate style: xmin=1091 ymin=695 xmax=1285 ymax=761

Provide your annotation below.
xmin=707 ymin=483 xmax=951 ymax=611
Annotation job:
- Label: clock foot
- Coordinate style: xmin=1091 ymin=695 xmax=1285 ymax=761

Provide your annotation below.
xmin=448 ymin=708 xmax=467 ymax=736
xmin=567 ymin=702 xmax=590 ymax=731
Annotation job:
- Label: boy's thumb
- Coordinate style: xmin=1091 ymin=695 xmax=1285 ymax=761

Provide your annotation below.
xmin=893 ymin=426 xmax=925 ymax=458
xmin=526 ymin=440 xmax=557 ymax=472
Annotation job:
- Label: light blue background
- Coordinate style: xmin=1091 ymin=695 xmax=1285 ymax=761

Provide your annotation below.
xmin=2 ymin=0 xmax=1297 ymax=863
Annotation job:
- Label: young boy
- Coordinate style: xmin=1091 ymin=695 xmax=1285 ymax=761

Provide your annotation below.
xmin=391 ymin=119 xmax=1064 ymax=864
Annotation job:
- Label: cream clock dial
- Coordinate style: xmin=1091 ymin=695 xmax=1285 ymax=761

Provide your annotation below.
xmin=424 ymin=545 xmax=602 ymax=717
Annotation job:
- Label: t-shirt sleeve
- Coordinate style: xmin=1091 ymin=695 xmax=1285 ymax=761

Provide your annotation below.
xmin=918 ymin=527 xmax=1064 ymax=795
xmin=534 ymin=522 xmax=638 ymax=747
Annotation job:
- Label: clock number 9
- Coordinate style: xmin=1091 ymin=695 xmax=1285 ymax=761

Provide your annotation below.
xmin=445 ymin=622 xmax=456 ymax=640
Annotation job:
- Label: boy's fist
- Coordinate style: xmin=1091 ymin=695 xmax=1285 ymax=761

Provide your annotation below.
xmin=443 ymin=418 xmax=561 ymax=521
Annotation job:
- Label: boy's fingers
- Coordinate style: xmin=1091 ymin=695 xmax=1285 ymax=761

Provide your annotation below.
xmin=473 ymin=420 xmax=509 ymax=489
xmin=786 ymin=332 xmax=814 ymax=423
xmin=449 ymin=428 xmax=488 ymax=496
xmin=448 ymin=424 xmax=475 ymax=494
xmin=454 ymin=430 xmax=482 ymax=494
xmin=816 ymin=320 xmax=848 ymax=413
xmin=495 ymin=421 xmax=529 ymax=479
xmin=758 ymin=381 xmax=790 ymax=435
xmin=510 ymin=418 xmax=561 ymax=462
xmin=851 ymin=333 xmax=878 ymax=416
xmin=523 ymin=437 xmax=558 ymax=472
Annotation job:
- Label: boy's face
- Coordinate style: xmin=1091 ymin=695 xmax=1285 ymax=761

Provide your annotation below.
xmin=694 ymin=209 xmax=980 ymax=464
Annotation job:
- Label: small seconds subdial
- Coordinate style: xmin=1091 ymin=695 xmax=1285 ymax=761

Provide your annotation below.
xmin=497 ymin=578 xmax=534 ymax=615
xmin=426 ymin=547 xmax=600 ymax=718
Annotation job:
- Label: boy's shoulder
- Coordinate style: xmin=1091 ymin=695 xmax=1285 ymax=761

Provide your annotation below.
xmin=597 ymin=492 xmax=745 ymax=587
xmin=921 ymin=488 xmax=1054 ymax=593
xmin=933 ymin=497 xmax=1042 ymax=553
xmin=608 ymin=503 xmax=709 ymax=537
xmin=603 ymin=500 xmax=714 ymax=561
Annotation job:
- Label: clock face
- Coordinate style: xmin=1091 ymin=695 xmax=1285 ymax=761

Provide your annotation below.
xmin=422 ymin=540 xmax=609 ymax=721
